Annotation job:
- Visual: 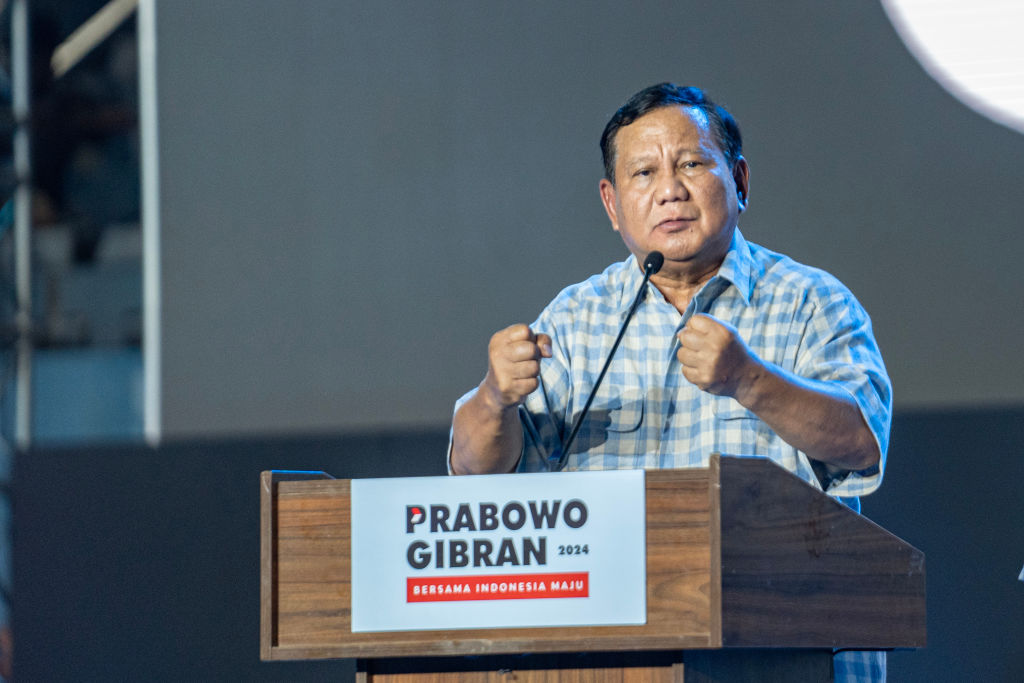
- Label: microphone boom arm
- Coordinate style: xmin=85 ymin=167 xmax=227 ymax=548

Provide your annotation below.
xmin=550 ymin=251 xmax=664 ymax=471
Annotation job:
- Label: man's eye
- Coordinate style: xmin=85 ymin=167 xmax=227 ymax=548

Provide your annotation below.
xmin=634 ymin=169 xmax=652 ymax=177
xmin=682 ymin=161 xmax=701 ymax=169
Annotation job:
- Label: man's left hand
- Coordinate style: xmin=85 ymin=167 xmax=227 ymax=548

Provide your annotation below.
xmin=678 ymin=314 xmax=880 ymax=471
xmin=677 ymin=313 xmax=762 ymax=399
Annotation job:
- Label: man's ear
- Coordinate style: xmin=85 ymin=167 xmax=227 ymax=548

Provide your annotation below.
xmin=733 ymin=157 xmax=750 ymax=213
xmin=599 ymin=178 xmax=620 ymax=232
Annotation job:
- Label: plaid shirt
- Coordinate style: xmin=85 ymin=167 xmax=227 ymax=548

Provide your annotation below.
xmin=452 ymin=228 xmax=891 ymax=681
xmin=499 ymin=228 xmax=892 ymax=504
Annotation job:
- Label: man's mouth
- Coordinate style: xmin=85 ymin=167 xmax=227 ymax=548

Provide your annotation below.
xmin=655 ymin=217 xmax=696 ymax=230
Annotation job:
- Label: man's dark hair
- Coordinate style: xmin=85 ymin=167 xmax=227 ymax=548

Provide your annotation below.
xmin=600 ymin=83 xmax=743 ymax=183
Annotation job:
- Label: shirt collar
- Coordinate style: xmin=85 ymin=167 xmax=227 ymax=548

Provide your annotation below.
xmin=619 ymin=227 xmax=758 ymax=310
xmin=712 ymin=227 xmax=757 ymax=305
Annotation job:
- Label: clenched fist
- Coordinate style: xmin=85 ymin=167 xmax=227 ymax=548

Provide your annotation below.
xmin=677 ymin=313 xmax=762 ymax=399
xmin=480 ymin=324 xmax=553 ymax=411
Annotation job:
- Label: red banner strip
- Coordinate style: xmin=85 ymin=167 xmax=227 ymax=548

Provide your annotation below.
xmin=406 ymin=572 xmax=589 ymax=603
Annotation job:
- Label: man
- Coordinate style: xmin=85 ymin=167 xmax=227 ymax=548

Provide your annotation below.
xmin=449 ymin=84 xmax=891 ymax=681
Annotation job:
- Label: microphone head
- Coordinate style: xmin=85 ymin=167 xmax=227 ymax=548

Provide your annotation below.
xmin=643 ymin=251 xmax=664 ymax=275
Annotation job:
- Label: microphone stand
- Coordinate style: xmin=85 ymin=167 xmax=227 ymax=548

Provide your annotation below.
xmin=549 ymin=251 xmax=663 ymax=472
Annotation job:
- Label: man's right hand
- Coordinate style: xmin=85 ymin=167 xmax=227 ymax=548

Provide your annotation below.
xmin=479 ymin=324 xmax=553 ymax=412
xmin=451 ymin=324 xmax=553 ymax=475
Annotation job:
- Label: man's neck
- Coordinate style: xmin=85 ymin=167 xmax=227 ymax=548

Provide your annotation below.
xmin=649 ymin=261 xmax=722 ymax=314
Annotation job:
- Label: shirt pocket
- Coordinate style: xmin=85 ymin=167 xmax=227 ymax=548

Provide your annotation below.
xmin=712 ymin=397 xmax=774 ymax=456
xmin=572 ymin=388 xmax=644 ymax=453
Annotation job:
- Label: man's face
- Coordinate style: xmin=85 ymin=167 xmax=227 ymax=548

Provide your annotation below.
xmin=599 ymin=105 xmax=749 ymax=276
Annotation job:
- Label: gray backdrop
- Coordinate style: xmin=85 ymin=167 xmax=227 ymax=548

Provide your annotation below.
xmin=152 ymin=1 xmax=1024 ymax=439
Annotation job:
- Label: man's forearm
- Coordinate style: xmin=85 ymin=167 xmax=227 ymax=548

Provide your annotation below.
xmin=735 ymin=361 xmax=881 ymax=471
xmin=450 ymin=389 xmax=524 ymax=475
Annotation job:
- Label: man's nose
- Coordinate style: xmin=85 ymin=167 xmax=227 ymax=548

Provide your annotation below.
xmin=656 ymin=172 xmax=688 ymax=202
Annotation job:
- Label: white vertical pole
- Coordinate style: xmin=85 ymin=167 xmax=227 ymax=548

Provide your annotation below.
xmin=138 ymin=0 xmax=162 ymax=446
xmin=11 ymin=0 xmax=32 ymax=450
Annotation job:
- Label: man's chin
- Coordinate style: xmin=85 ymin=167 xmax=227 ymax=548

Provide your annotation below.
xmin=653 ymin=246 xmax=730 ymax=278
xmin=658 ymin=231 xmax=734 ymax=264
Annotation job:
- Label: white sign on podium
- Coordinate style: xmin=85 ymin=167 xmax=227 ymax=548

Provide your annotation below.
xmin=350 ymin=469 xmax=646 ymax=632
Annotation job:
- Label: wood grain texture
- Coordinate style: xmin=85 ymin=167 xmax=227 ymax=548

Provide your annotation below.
xmin=260 ymin=471 xmax=273 ymax=660
xmin=260 ymin=470 xmax=335 ymax=659
xmin=360 ymin=666 xmax=676 ymax=683
xmin=262 ymin=457 xmax=926 ymax=663
xmin=357 ymin=651 xmax=684 ymax=683
xmin=717 ymin=456 xmax=926 ymax=648
xmin=706 ymin=455 xmax=722 ymax=649
xmin=354 ymin=647 xmax=830 ymax=682
xmin=263 ymin=469 xmax=715 ymax=660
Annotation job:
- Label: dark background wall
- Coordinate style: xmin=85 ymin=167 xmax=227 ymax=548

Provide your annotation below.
xmin=13 ymin=409 xmax=1024 ymax=681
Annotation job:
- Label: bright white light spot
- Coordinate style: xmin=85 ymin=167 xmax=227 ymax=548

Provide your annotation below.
xmin=881 ymin=0 xmax=1024 ymax=134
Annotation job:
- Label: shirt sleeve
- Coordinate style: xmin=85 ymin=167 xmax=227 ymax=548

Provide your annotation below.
xmin=793 ymin=283 xmax=893 ymax=497
xmin=446 ymin=389 xmax=475 ymax=475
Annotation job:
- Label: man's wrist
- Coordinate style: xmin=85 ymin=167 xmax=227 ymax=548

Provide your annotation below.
xmin=476 ymin=379 xmax=519 ymax=420
xmin=731 ymin=357 xmax=773 ymax=411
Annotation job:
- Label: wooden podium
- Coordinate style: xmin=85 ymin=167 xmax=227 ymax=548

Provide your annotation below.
xmin=261 ymin=455 xmax=925 ymax=681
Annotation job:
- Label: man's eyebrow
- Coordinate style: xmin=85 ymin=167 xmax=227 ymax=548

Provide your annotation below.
xmin=623 ymin=154 xmax=656 ymax=167
xmin=623 ymin=148 xmax=708 ymax=166
xmin=674 ymin=146 xmax=712 ymax=156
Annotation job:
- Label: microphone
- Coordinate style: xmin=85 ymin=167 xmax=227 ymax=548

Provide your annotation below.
xmin=550 ymin=251 xmax=664 ymax=471
xmin=643 ymin=250 xmax=664 ymax=276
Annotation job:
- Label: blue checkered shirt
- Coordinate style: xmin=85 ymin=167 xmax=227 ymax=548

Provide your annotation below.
xmin=497 ymin=229 xmax=891 ymax=499
xmin=452 ymin=228 xmax=891 ymax=682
